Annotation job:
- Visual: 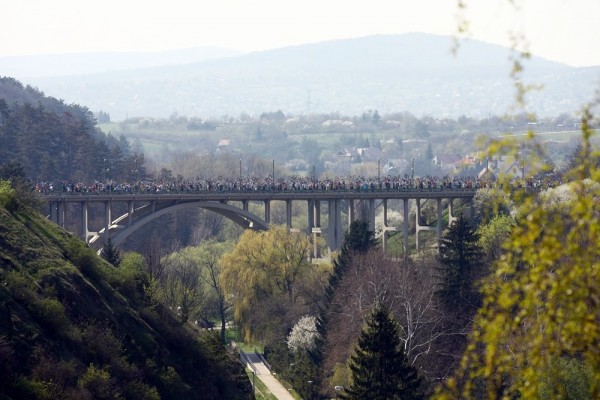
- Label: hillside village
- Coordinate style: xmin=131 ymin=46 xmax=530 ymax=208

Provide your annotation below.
xmin=102 ymin=111 xmax=582 ymax=182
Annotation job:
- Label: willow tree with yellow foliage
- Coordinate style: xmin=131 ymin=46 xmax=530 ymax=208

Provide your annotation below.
xmin=435 ymin=109 xmax=600 ymax=399
xmin=220 ymin=225 xmax=328 ymax=343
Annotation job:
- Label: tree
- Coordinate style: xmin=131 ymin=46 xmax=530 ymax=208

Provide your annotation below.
xmin=100 ymin=238 xmax=121 ymax=267
xmin=434 ymin=111 xmax=600 ymax=399
xmin=190 ymin=240 xmax=232 ymax=342
xmin=219 ymin=225 xmax=315 ymax=343
xmin=0 ymin=180 xmax=17 ymax=211
xmin=562 ymin=142 xmax=600 ymax=178
xmin=321 ymin=249 xmax=448 ymax=395
xmin=343 ymin=305 xmax=423 ymax=400
xmin=436 ymin=214 xmax=484 ymax=312
xmin=160 ymin=249 xmax=206 ymax=323
xmin=0 ymin=161 xmax=41 ymax=211
xmin=326 ymin=219 xmax=378 ymax=295
xmin=316 ymin=220 xmax=378 ymax=393
xmin=472 ymin=187 xmax=513 ymax=226
xmin=287 ymin=315 xmax=319 ymax=354
xmin=476 ymin=214 xmax=516 ymax=263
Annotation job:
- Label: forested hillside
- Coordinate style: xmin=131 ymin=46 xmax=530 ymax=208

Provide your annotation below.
xmin=0 ymin=185 xmax=252 ymax=399
xmin=0 ymin=77 xmax=145 ymax=182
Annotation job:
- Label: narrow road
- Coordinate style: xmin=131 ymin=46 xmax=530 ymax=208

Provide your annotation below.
xmin=244 ymin=352 xmax=295 ymax=400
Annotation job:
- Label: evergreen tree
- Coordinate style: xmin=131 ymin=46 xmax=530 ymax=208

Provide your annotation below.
xmin=315 ymin=220 xmax=378 ymax=393
xmin=341 ymin=220 xmax=378 ymax=255
xmin=343 ymin=306 xmax=423 ymax=400
xmin=100 ymin=238 xmax=122 ymax=267
xmin=436 ymin=214 xmax=483 ymax=311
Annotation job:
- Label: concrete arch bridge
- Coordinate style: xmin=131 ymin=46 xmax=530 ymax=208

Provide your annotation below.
xmin=42 ymin=189 xmax=476 ymax=256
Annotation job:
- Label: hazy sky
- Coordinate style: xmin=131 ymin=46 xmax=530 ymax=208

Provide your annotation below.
xmin=1 ymin=0 xmax=598 ymax=66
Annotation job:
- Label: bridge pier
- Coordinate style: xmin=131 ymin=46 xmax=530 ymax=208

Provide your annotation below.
xmin=104 ymin=201 xmax=112 ymax=244
xmin=381 ymin=199 xmax=397 ymax=255
xmin=447 ymin=199 xmax=456 ymax=225
xmin=347 ymin=199 xmax=355 ymax=226
xmin=403 ymin=198 xmax=409 ymax=255
xmin=49 ymin=201 xmax=65 ymax=228
xmin=326 ymin=199 xmax=343 ymax=253
xmin=81 ymin=201 xmax=88 ymax=242
xmin=313 ymin=201 xmax=322 ymax=258
xmin=286 ymin=200 xmax=292 ymax=229
xmin=264 ymin=200 xmax=270 ymax=224
xmin=368 ymin=199 xmax=376 ymax=232
xmin=415 ymin=198 xmax=443 ymax=251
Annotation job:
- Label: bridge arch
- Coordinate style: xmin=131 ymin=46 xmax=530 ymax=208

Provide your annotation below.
xmin=89 ymin=201 xmax=269 ymax=249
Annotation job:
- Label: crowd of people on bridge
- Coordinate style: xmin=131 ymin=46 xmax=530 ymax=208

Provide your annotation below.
xmin=36 ymin=173 xmax=564 ymax=195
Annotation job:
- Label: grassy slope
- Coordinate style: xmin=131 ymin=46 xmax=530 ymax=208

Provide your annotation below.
xmin=0 ymin=206 xmax=252 ymax=400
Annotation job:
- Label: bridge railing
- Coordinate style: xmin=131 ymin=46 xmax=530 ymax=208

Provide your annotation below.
xmin=39 ymin=186 xmax=482 ymax=197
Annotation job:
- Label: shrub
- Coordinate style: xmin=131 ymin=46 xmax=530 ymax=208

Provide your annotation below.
xmin=29 ymin=298 xmax=71 ymax=333
xmin=12 ymin=376 xmax=52 ymax=400
xmin=5 ymin=269 xmax=37 ymax=303
xmin=78 ymin=364 xmax=121 ymax=400
xmin=123 ymin=381 xmax=160 ymax=400
xmin=0 ymin=179 xmax=19 ymax=212
xmin=64 ymin=240 xmax=99 ymax=277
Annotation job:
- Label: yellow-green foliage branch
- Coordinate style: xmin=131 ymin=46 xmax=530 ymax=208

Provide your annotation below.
xmin=436 ymin=109 xmax=600 ymax=399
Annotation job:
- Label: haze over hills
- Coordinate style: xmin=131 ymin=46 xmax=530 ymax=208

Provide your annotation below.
xmin=0 ymin=46 xmax=242 ymax=78
xmin=7 ymin=33 xmax=600 ymax=120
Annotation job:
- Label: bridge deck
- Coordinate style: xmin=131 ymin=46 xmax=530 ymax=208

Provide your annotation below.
xmin=42 ymin=188 xmax=477 ymax=203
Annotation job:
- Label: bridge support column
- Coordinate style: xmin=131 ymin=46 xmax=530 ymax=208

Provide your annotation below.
xmin=448 ymin=199 xmax=457 ymax=225
xmin=415 ymin=198 xmax=443 ymax=251
xmin=368 ymin=199 xmax=376 ymax=232
xmin=104 ymin=201 xmax=112 ymax=243
xmin=437 ymin=198 xmax=442 ymax=247
xmin=415 ymin=199 xmax=433 ymax=251
xmin=327 ymin=199 xmax=343 ymax=253
xmin=347 ymin=199 xmax=355 ymax=226
xmin=58 ymin=201 xmax=66 ymax=228
xmin=403 ymin=198 xmax=409 ymax=256
xmin=306 ymin=200 xmax=314 ymax=236
xmin=242 ymin=200 xmax=249 ymax=211
xmin=128 ymin=200 xmax=134 ymax=227
xmin=81 ymin=201 xmax=88 ymax=243
xmin=381 ymin=199 xmax=398 ymax=255
xmin=264 ymin=200 xmax=271 ymax=224
xmin=286 ymin=200 xmax=293 ymax=231
xmin=49 ymin=201 xmax=61 ymax=226
xmin=312 ymin=201 xmax=322 ymax=258
xmin=415 ymin=199 xmax=422 ymax=251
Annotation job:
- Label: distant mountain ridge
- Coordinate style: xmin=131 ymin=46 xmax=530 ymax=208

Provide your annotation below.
xmin=0 ymin=46 xmax=242 ymax=78
xmin=6 ymin=33 xmax=600 ymax=120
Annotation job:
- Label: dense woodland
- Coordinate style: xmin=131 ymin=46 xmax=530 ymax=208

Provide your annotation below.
xmin=0 ymin=77 xmax=146 ymax=183
xmin=1 ymin=75 xmax=599 ymax=399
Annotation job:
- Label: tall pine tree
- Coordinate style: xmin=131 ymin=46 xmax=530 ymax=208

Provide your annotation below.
xmin=436 ymin=214 xmax=483 ymax=311
xmin=343 ymin=305 xmax=423 ymax=400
